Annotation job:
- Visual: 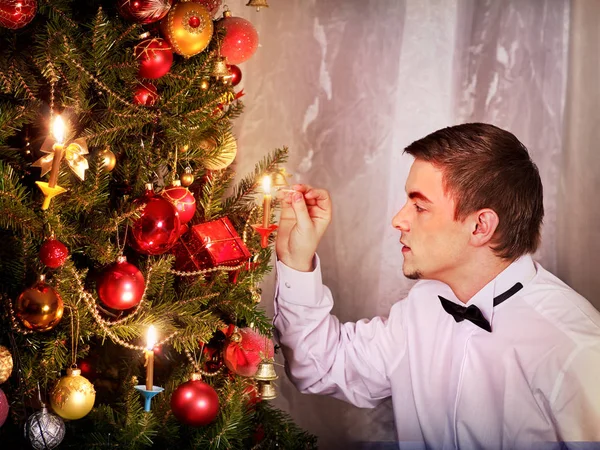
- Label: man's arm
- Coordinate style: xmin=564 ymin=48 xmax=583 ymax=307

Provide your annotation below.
xmin=550 ymin=344 xmax=600 ymax=442
xmin=273 ymin=255 xmax=406 ymax=408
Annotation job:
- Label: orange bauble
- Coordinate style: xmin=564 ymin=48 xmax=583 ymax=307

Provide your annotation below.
xmin=160 ymin=2 xmax=213 ymax=57
xmin=16 ymin=281 xmax=64 ymax=332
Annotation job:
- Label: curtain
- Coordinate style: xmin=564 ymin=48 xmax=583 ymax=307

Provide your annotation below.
xmin=231 ymin=0 xmax=576 ymax=447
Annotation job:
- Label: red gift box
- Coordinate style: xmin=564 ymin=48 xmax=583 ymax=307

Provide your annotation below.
xmin=174 ymin=217 xmax=251 ymax=272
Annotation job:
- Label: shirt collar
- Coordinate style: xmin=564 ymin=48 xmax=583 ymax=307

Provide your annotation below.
xmin=441 ymin=254 xmax=537 ymax=328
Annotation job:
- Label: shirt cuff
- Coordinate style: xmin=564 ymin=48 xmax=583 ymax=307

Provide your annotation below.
xmin=275 ymin=254 xmax=327 ymax=307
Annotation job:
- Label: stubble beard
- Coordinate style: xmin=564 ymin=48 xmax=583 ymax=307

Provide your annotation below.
xmin=404 ymin=270 xmax=423 ymax=280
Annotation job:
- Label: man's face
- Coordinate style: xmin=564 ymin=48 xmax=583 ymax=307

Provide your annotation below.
xmin=392 ymin=159 xmax=472 ymax=282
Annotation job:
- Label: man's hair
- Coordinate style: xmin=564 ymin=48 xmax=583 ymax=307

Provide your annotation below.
xmin=404 ymin=123 xmax=544 ymax=260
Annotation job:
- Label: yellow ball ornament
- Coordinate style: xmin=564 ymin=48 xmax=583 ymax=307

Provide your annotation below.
xmin=99 ymin=147 xmax=116 ymax=172
xmin=181 ymin=167 xmax=195 ymax=186
xmin=160 ymin=2 xmax=213 ymax=57
xmin=203 ymin=131 xmax=237 ymax=170
xmin=0 ymin=345 xmax=13 ymax=384
xmin=50 ymin=368 xmax=96 ymax=420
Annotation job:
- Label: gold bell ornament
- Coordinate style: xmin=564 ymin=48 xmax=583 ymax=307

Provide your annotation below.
xmin=50 ymin=367 xmax=96 ymax=420
xmin=0 ymin=345 xmax=13 ymax=384
xmin=212 ymin=56 xmax=232 ymax=82
xmin=254 ymin=359 xmax=278 ymax=381
xmin=258 ymin=381 xmax=277 ymax=400
xmin=246 ymin=0 xmax=269 ymax=11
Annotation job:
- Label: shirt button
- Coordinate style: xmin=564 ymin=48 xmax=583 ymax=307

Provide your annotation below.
xmin=285 ymin=282 xmax=291 ymax=288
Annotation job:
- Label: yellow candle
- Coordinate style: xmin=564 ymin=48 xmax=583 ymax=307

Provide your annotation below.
xmin=145 ymin=325 xmax=157 ymax=391
xmin=48 ymin=115 xmax=66 ymax=188
xmin=262 ymin=175 xmax=272 ymax=228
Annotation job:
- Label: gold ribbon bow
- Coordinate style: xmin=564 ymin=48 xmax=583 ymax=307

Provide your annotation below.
xmin=33 ymin=137 xmax=89 ymax=181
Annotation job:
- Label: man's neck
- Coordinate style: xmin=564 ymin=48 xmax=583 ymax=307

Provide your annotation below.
xmin=445 ymin=256 xmax=513 ymax=304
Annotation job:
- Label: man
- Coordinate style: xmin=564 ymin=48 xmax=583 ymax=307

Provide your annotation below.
xmin=273 ymin=123 xmax=600 ymax=449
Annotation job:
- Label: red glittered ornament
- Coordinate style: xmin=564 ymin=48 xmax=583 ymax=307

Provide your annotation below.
xmin=133 ymin=82 xmax=159 ymax=106
xmin=0 ymin=388 xmax=8 ymax=428
xmin=97 ymin=256 xmax=145 ymax=310
xmin=191 ymin=0 xmax=221 ymax=17
xmin=216 ymin=11 xmax=259 ymax=65
xmin=39 ymin=238 xmax=69 ymax=268
xmin=227 ymin=64 xmax=242 ymax=87
xmin=117 ymin=0 xmax=172 ymax=24
xmin=171 ymin=377 xmax=219 ymax=426
xmin=223 ymin=327 xmax=274 ymax=377
xmin=131 ymin=185 xmax=180 ymax=255
xmin=162 ymin=182 xmax=196 ymax=224
xmin=135 ymin=38 xmax=173 ymax=79
xmin=0 ymin=0 xmax=37 ymax=29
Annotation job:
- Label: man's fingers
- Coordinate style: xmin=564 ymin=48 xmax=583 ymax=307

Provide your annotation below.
xmin=290 ymin=192 xmax=313 ymax=230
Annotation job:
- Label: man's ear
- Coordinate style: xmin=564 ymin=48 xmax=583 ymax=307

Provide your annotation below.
xmin=470 ymin=209 xmax=499 ymax=247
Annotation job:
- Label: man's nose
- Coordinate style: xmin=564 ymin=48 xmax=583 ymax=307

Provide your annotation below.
xmin=392 ymin=203 xmax=410 ymax=232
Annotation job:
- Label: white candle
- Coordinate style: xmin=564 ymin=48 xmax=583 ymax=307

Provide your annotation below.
xmin=262 ymin=175 xmax=272 ymax=228
xmin=145 ymin=325 xmax=157 ymax=391
xmin=48 ymin=115 xmax=66 ymax=188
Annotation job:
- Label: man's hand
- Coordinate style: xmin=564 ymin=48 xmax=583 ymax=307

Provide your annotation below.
xmin=276 ymin=185 xmax=332 ymax=272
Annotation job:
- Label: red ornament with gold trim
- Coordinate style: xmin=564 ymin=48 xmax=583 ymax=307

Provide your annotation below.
xmin=133 ymin=82 xmax=159 ymax=106
xmin=134 ymin=38 xmax=173 ymax=79
xmin=162 ymin=180 xmax=196 ymax=224
xmin=117 ymin=0 xmax=172 ymax=24
xmin=0 ymin=0 xmax=37 ymax=29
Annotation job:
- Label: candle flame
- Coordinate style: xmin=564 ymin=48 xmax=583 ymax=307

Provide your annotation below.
xmin=52 ymin=115 xmax=66 ymax=144
xmin=262 ymin=175 xmax=272 ymax=194
xmin=146 ymin=325 xmax=157 ymax=350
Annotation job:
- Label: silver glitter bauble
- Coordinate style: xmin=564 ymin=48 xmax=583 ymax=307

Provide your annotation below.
xmin=24 ymin=405 xmax=65 ymax=450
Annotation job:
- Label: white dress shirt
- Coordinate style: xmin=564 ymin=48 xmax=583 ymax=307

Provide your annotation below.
xmin=273 ymin=254 xmax=600 ymax=449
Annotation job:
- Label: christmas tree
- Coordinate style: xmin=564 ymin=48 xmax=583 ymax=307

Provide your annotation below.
xmin=0 ymin=0 xmax=316 ymax=448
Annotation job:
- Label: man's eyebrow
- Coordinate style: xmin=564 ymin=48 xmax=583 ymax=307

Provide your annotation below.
xmin=408 ymin=191 xmax=433 ymax=203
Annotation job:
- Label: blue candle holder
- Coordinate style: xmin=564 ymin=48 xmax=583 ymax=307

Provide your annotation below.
xmin=134 ymin=385 xmax=164 ymax=412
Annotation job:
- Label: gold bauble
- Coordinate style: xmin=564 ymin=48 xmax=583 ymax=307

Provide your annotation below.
xmin=0 ymin=345 xmax=13 ymax=384
xmin=203 ymin=132 xmax=237 ymax=170
xmin=160 ymin=2 xmax=213 ymax=57
xmin=99 ymin=147 xmax=116 ymax=172
xmin=50 ymin=368 xmax=96 ymax=420
xmin=181 ymin=167 xmax=195 ymax=186
xmin=16 ymin=282 xmax=64 ymax=332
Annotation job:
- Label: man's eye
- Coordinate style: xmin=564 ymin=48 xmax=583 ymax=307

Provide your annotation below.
xmin=415 ymin=204 xmax=425 ymax=213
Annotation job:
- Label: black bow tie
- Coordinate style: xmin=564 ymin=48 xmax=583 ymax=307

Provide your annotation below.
xmin=438 ymin=282 xmax=523 ymax=332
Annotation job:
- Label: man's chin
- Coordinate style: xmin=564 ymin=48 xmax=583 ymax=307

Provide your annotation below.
xmin=403 ymin=268 xmax=423 ymax=280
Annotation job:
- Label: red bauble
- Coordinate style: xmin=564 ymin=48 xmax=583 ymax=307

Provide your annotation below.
xmin=192 ymin=0 xmax=221 ymax=17
xmin=97 ymin=257 xmax=145 ymax=310
xmin=227 ymin=64 xmax=242 ymax=87
xmin=0 ymin=0 xmax=37 ymax=29
xmin=162 ymin=184 xmax=196 ymax=224
xmin=131 ymin=187 xmax=180 ymax=255
xmin=133 ymin=82 xmax=159 ymax=106
xmin=117 ymin=0 xmax=172 ymax=24
xmin=216 ymin=13 xmax=259 ymax=65
xmin=39 ymin=239 xmax=69 ymax=268
xmin=0 ymin=388 xmax=8 ymax=427
xmin=135 ymin=38 xmax=173 ymax=79
xmin=223 ymin=327 xmax=274 ymax=377
xmin=171 ymin=379 xmax=219 ymax=426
